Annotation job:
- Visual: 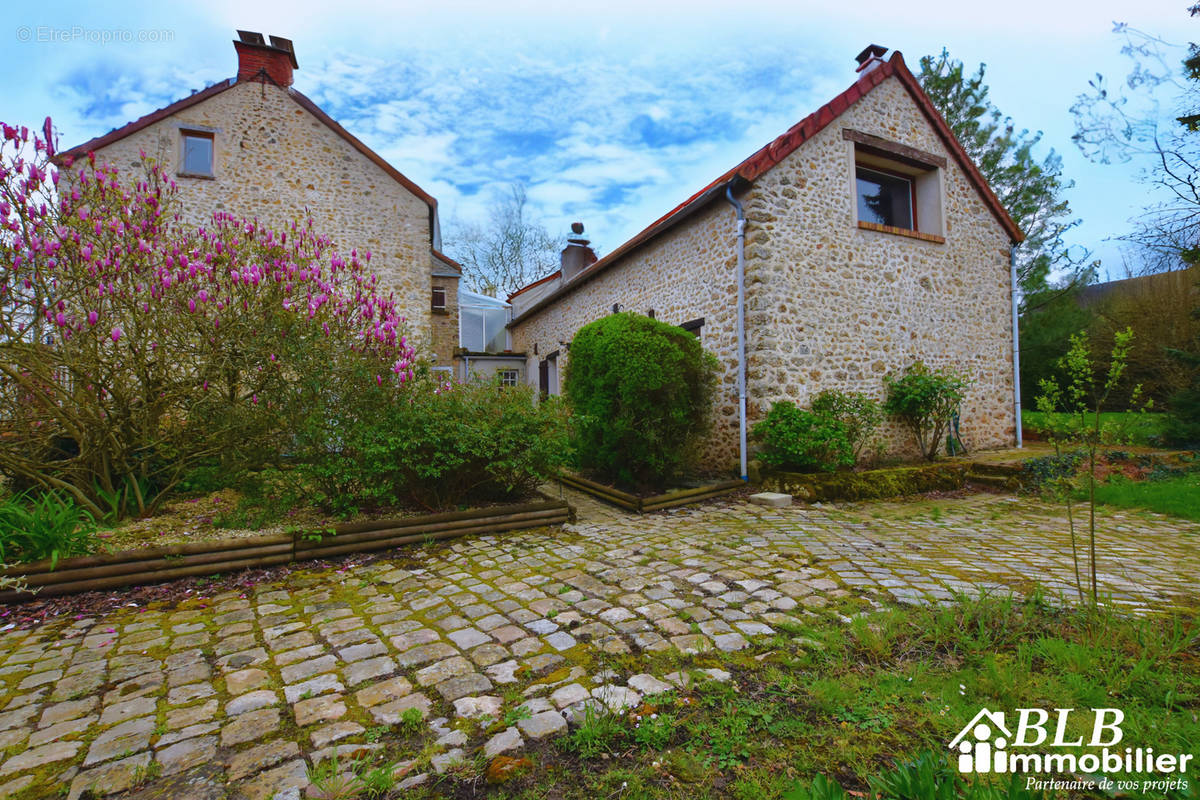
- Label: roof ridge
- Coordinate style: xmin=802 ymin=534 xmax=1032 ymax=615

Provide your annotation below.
xmin=55 ymin=77 xmax=439 ymax=214
xmin=508 ymin=52 xmax=1022 ymax=325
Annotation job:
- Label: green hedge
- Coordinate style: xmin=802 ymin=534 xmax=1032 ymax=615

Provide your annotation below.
xmin=296 ymin=376 xmax=571 ymax=514
xmin=564 ymin=313 xmax=719 ymax=492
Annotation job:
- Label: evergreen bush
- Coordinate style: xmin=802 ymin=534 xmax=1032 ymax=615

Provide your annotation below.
xmin=564 ymin=313 xmax=719 ymax=491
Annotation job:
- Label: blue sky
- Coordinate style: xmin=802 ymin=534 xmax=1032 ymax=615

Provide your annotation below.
xmin=2 ymin=0 xmax=1191 ymax=280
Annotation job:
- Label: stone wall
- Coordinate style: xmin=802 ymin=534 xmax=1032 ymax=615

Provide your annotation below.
xmin=430 ymin=273 xmax=460 ymax=368
xmin=80 ymin=79 xmax=449 ymax=364
xmin=511 ymin=71 xmax=1015 ymax=472
xmin=743 ymin=77 xmax=1015 ymax=458
xmin=510 ymin=203 xmax=744 ymax=470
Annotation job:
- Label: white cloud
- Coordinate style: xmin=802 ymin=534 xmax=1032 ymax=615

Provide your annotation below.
xmin=6 ymin=0 xmax=1186 ymax=278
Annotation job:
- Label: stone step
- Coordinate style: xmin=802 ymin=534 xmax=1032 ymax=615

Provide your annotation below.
xmin=966 ymin=472 xmax=1015 ymax=490
xmin=966 ymin=461 xmax=1024 ymax=478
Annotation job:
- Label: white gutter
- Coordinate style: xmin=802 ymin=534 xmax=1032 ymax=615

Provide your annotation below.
xmin=725 ymin=185 xmax=749 ymax=481
xmin=1010 ymin=244 xmax=1022 ymax=448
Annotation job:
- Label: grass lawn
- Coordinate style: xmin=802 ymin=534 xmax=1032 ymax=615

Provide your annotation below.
xmin=389 ymin=594 xmax=1200 ymax=800
xmin=1023 ymin=411 xmax=1168 ymax=446
xmin=1092 ymin=472 xmax=1200 ymax=522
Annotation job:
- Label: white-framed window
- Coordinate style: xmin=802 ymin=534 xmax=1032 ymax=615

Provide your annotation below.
xmin=498 ymin=369 xmax=519 ymax=387
xmin=180 ymin=130 xmax=214 ymax=177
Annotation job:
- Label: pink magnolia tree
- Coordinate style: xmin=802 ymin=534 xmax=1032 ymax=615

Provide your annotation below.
xmin=0 ymin=119 xmax=415 ymax=517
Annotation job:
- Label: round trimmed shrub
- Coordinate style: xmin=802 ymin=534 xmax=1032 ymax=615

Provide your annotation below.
xmin=564 ymin=313 xmax=719 ymax=492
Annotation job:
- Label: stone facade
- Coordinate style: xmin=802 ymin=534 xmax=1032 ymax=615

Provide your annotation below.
xmin=511 ymin=204 xmax=743 ymax=468
xmin=457 ymin=355 xmax=526 ymax=385
xmin=430 ymin=269 xmax=461 ymax=369
xmin=511 ymin=66 xmax=1017 ymax=473
xmin=65 ymin=68 xmax=454 ymax=366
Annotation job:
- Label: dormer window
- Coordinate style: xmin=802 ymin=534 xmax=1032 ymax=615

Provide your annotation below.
xmin=180 ymin=130 xmax=214 ymax=177
xmin=844 ymin=128 xmax=946 ymax=243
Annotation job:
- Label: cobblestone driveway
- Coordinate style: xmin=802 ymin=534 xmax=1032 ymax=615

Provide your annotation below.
xmin=0 ymin=490 xmax=1195 ymax=798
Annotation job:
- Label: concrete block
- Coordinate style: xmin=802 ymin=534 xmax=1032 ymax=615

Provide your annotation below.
xmin=749 ymin=492 xmax=792 ymax=508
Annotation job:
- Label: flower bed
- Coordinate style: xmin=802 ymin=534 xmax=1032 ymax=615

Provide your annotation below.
xmin=0 ymin=497 xmax=570 ymax=602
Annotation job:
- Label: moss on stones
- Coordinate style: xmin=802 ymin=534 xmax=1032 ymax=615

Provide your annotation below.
xmin=762 ymin=463 xmax=969 ymax=502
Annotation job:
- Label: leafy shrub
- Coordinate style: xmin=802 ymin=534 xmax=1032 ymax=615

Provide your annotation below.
xmin=213 ymin=470 xmax=303 ymax=529
xmin=884 ymin=362 xmax=971 ymax=461
xmin=752 ymin=401 xmax=853 ymax=473
xmin=1165 ymin=382 xmax=1200 ymax=447
xmin=298 ymin=376 xmax=571 ymax=514
xmin=810 ymin=390 xmax=884 ymax=462
xmin=1021 ymin=450 xmax=1084 ymax=490
xmin=564 ymin=313 xmax=719 ymax=491
xmin=178 ymin=464 xmax=240 ymax=495
xmin=0 ymin=491 xmax=99 ymax=566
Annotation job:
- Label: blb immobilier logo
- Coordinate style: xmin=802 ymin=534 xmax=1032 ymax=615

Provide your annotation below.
xmin=950 ymin=707 xmax=1193 ymax=794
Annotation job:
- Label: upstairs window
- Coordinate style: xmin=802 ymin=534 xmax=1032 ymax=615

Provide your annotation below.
xmin=180 ymin=131 xmax=214 ymax=177
xmin=844 ymin=128 xmax=946 ymax=242
xmin=856 ymin=167 xmax=914 ymax=230
xmin=431 ymin=286 xmax=446 ymax=312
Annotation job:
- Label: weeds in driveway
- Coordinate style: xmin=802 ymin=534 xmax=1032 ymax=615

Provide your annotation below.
xmin=473 ymin=592 xmax=1200 ymax=800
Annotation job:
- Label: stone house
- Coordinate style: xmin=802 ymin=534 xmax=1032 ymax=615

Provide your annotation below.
xmin=56 ymin=31 xmax=462 ymax=369
xmin=509 ymin=46 xmax=1024 ymax=475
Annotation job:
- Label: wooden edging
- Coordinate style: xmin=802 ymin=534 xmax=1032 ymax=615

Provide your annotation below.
xmin=0 ymin=498 xmax=571 ymax=603
xmin=559 ymin=474 xmax=744 ymax=513
xmin=559 ymin=473 xmax=641 ymax=511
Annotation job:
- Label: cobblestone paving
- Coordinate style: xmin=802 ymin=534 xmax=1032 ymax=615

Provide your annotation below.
xmin=0 ymin=490 xmax=1195 ymax=798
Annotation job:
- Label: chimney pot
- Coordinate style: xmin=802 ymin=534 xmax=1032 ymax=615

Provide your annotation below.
xmin=854 ymin=43 xmax=888 ymax=73
xmin=560 ymin=222 xmax=597 ymax=282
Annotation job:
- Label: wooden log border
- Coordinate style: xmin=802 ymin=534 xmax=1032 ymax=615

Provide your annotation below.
xmin=558 ymin=474 xmax=745 ymax=513
xmin=0 ymin=498 xmax=571 ymax=603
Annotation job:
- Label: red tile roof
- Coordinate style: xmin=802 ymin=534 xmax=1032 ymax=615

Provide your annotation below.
xmin=509 ymin=51 xmax=1022 ymax=318
xmin=506 ymin=269 xmax=562 ymax=301
xmin=55 ymin=79 xmax=238 ymax=162
xmin=432 ymin=249 xmax=463 ymax=271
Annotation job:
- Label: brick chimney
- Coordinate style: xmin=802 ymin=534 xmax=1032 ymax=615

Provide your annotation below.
xmin=234 ymin=30 xmax=298 ymax=87
xmin=855 ymin=44 xmax=888 ymax=74
xmin=560 ymin=222 xmax=597 ymax=282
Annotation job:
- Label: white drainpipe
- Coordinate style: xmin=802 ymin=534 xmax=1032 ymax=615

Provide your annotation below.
xmin=1010 ymin=244 xmax=1022 ymax=448
xmin=725 ymin=185 xmax=748 ymax=481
